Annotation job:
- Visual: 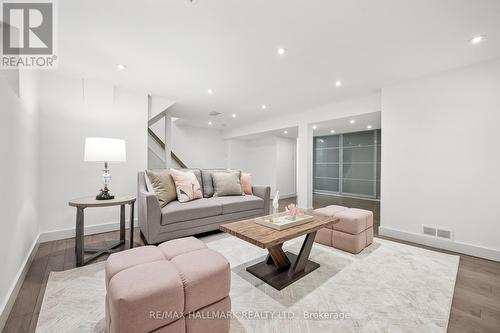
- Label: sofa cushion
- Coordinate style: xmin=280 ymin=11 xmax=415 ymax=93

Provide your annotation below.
xmin=171 ymin=249 xmax=230 ymax=313
xmin=212 ymin=171 xmax=244 ymax=197
xmin=170 ymin=169 xmax=203 ymax=203
xmin=158 ymin=236 xmax=207 ymax=260
xmin=176 ymin=168 xmax=203 ymax=194
xmin=241 ymin=173 xmax=253 ymax=195
xmin=200 ymin=169 xmax=226 ymax=198
xmin=145 ymin=169 xmax=177 ymax=207
xmin=105 ymin=246 xmax=165 ymax=287
xmin=161 ymin=198 xmax=222 ymax=225
xmin=107 ymin=260 xmax=184 ymax=333
xmin=213 ymin=195 xmax=264 ymax=214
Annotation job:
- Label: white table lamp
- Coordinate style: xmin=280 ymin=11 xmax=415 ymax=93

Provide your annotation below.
xmin=84 ymin=137 xmax=126 ymax=200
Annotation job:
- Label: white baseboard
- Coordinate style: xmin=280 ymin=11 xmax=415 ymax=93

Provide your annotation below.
xmin=0 ymin=235 xmax=40 ymax=332
xmin=39 ymin=219 xmax=139 ymax=243
xmin=379 ymin=226 xmax=500 ymax=262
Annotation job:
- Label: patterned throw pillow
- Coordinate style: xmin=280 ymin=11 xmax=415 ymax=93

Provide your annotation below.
xmin=241 ymin=173 xmax=253 ymax=195
xmin=169 ymin=169 xmax=203 ymax=203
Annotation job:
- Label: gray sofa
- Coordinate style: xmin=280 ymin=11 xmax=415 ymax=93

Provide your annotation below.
xmin=138 ymin=170 xmax=270 ymax=244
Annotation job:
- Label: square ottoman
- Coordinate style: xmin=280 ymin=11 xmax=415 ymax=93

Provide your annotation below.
xmin=314 ymin=206 xmax=374 ymax=254
xmin=105 ymin=237 xmax=231 ymax=333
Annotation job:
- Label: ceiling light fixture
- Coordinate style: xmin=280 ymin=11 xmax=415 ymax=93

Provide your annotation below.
xmin=312 ymin=125 xmax=317 ymax=130
xmin=335 ymin=80 xmax=342 ymax=87
xmin=261 ymin=104 xmax=267 ymax=110
xmin=284 ymin=130 xmax=288 ymax=134
xmin=330 ymin=130 xmax=335 ymax=134
xmin=116 ymin=64 xmax=127 ymax=70
xmin=207 ymin=88 xmax=214 ymax=95
xmin=470 ymin=35 xmax=485 ymax=45
xmin=349 ymin=119 xmax=355 ymax=124
xmin=208 ymin=121 xmax=212 ymax=125
xmin=232 ymin=114 xmax=236 ymax=118
xmin=367 ymin=125 xmax=372 ymax=129
xmin=277 ymin=47 xmax=287 ymax=56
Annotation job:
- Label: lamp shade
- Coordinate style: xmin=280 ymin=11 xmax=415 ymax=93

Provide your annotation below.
xmin=84 ymin=137 xmax=126 ymax=162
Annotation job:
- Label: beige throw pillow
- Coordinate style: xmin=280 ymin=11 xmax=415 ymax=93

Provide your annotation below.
xmin=169 ymin=169 xmax=203 ymax=203
xmin=145 ymin=169 xmax=177 ymax=207
xmin=212 ymin=171 xmax=244 ymax=197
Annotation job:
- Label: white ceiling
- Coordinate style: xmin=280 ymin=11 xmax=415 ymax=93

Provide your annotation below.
xmin=57 ymin=0 xmax=500 ymax=128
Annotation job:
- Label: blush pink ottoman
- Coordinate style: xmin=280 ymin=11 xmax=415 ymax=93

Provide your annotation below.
xmin=105 ymin=237 xmax=230 ymax=333
xmin=314 ymin=206 xmax=374 ymax=254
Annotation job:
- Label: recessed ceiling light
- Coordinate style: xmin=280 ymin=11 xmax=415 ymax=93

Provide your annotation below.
xmin=367 ymin=125 xmax=372 ymax=129
xmin=312 ymin=125 xmax=318 ymax=130
xmin=335 ymin=80 xmax=342 ymax=87
xmin=349 ymin=119 xmax=355 ymax=124
xmin=261 ymin=104 xmax=267 ymax=110
xmin=277 ymin=47 xmax=287 ymax=56
xmin=330 ymin=130 xmax=335 ymax=134
xmin=116 ymin=64 xmax=127 ymax=70
xmin=231 ymin=114 xmax=236 ymax=118
xmin=470 ymin=35 xmax=485 ymax=45
xmin=207 ymin=88 xmax=214 ymax=95
xmin=284 ymin=130 xmax=288 ymax=134
xmin=208 ymin=121 xmax=212 ymax=125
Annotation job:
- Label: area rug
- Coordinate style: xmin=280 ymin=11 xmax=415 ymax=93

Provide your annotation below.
xmin=36 ymin=234 xmax=459 ymax=333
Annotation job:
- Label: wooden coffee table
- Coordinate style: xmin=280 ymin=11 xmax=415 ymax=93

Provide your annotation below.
xmin=220 ymin=213 xmax=338 ymax=290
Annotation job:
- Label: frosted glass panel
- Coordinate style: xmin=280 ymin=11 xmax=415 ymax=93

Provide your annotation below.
xmin=314 ymin=178 xmax=340 ymax=192
xmin=342 ymin=164 xmax=375 ymax=180
xmin=315 ymin=164 xmax=339 ymax=178
xmin=343 ymin=131 xmax=376 ymax=147
xmin=313 ymin=130 xmax=380 ymax=198
xmin=315 ymin=149 xmax=339 ymax=163
xmin=342 ymin=179 xmax=375 ymax=196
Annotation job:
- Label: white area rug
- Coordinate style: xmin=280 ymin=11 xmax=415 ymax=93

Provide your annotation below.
xmin=36 ymin=234 xmax=459 ymax=333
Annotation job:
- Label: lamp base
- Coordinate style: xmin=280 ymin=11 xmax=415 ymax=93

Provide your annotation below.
xmin=96 ymin=187 xmax=115 ymax=200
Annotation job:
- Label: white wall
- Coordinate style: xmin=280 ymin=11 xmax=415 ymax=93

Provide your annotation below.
xmin=380 ymin=59 xmax=500 ymax=260
xmin=225 ymin=136 xmax=297 ymax=197
xmin=276 ymin=137 xmax=297 ymax=197
xmin=0 ymin=70 xmax=39 ymax=328
xmin=171 ymin=124 xmax=226 ymax=168
xmin=37 ymin=72 xmax=148 ymax=239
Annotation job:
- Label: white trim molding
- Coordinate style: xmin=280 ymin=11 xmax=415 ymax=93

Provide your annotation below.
xmin=39 ymin=219 xmax=139 ymax=243
xmin=379 ymin=226 xmax=500 ymax=262
xmin=0 ymin=235 xmax=40 ymax=332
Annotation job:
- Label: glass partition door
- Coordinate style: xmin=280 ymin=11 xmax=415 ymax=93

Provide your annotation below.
xmin=313 ymin=130 xmax=380 ymax=198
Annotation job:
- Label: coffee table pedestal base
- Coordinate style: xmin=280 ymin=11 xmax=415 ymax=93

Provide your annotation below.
xmin=246 ymin=252 xmax=320 ymax=290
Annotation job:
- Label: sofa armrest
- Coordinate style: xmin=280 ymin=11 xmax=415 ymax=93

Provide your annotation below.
xmin=137 ymin=172 xmax=162 ymax=244
xmin=252 ymin=185 xmax=271 ymax=215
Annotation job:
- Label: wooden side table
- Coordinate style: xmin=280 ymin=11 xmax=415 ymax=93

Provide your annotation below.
xmin=69 ymin=195 xmax=136 ymax=266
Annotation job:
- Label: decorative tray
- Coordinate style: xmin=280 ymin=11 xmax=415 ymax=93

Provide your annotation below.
xmin=254 ymin=212 xmax=315 ymax=230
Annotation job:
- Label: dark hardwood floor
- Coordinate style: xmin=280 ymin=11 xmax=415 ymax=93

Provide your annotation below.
xmin=3 ymin=195 xmax=499 ymax=333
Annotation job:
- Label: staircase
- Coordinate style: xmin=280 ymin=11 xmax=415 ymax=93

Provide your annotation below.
xmin=147 ymin=95 xmax=187 ymax=169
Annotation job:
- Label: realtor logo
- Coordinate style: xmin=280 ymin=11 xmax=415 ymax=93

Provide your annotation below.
xmin=1 ymin=0 xmax=57 ymax=68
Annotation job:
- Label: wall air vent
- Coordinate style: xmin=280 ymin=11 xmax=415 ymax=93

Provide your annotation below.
xmin=437 ymin=228 xmax=453 ymax=240
xmin=423 ymin=225 xmax=437 ymax=237
xmin=209 ymin=111 xmax=222 ymax=116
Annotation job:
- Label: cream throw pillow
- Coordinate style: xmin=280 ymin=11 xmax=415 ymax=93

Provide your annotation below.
xmin=145 ymin=169 xmax=177 ymax=207
xmin=169 ymin=169 xmax=203 ymax=203
xmin=212 ymin=171 xmax=244 ymax=197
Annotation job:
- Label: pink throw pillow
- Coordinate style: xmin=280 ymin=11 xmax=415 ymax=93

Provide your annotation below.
xmin=241 ymin=173 xmax=253 ymax=195
xmin=169 ymin=169 xmax=203 ymax=203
